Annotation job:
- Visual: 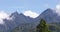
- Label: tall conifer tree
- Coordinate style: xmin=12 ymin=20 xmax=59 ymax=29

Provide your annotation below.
xmin=36 ymin=19 xmax=51 ymax=32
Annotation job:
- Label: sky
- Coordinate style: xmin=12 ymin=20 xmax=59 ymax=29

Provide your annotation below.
xmin=0 ymin=0 xmax=58 ymax=14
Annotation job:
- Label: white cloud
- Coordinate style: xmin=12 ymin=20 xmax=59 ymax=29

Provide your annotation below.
xmin=23 ymin=10 xmax=39 ymax=18
xmin=56 ymin=4 xmax=60 ymax=10
xmin=0 ymin=11 xmax=11 ymax=24
xmin=56 ymin=4 xmax=60 ymax=15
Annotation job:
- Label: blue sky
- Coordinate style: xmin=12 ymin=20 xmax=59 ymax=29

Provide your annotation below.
xmin=0 ymin=0 xmax=59 ymax=14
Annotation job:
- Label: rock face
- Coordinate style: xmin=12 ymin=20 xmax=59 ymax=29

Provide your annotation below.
xmin=0 ymin=8 xmax=60 ymax=32
xmin=1 ymin=11 xmax=35 ymax=32
xmin=36 ymin=8 xmax=60 ymax=23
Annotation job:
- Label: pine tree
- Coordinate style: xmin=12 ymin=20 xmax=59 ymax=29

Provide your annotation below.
xmin=36 ymin=19 xmax=51 ymax=32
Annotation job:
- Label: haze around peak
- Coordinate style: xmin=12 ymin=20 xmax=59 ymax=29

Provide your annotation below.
xmin=0 ymin=11 xmax=12 ymax=24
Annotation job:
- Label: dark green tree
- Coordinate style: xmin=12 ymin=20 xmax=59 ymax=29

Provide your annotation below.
xmin=36 ymin=19 xmax=51 ymax=32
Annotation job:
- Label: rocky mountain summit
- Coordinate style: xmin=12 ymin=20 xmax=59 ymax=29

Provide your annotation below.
xmin=0 ymin=8 xmax=60 ymax=32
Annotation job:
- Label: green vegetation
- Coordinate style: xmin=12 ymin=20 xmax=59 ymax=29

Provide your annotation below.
xmin=10 ymin=19 xmax=60 ymax=32
xmin=36 ymin=19 xmax=51 ymax=32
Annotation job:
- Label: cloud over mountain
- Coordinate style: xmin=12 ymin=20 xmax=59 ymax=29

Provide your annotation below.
xmin=55 ymin=4 xmax=60 ymax=15
xmin=0 ymin=10 xmax=39 ymax=24
xmin=0 ymin=11 xmax=12 ymax=24
xmin=23 ymin=10 xmax=39 ymax=18
xmin=56 ymin=4 xmax=60 ymax=10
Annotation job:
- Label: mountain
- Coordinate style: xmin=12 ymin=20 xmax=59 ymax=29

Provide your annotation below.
xmin=0 ymin=8 xmax=60 ymax=32
xmin=36 ymin=8 xmax=60 ymax=23
xmin=11 ymin=8 xmax=60 ymax=32
xmin=2 ymin=11 xmax=35 ymax=32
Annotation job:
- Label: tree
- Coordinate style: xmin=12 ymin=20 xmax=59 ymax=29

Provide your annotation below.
xmin=36 ymin=19 xmax=51 ymax=32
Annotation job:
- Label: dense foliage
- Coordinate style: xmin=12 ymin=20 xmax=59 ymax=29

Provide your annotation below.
xmin=36 ymin=19 xmax=51 ymax=32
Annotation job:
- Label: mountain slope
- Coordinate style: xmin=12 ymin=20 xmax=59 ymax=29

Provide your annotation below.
xmin=2 ymin=11 xmax=35 ymax=32
xmin=0 ymin=8 xmax=60 ymax=32
xmin=36 ymin=8 xmax=60 ymax=23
